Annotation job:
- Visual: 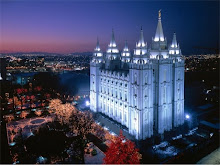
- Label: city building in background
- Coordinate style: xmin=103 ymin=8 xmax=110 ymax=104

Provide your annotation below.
xmin=0 ymin=58 xmax=7 ymax=81
xmin=90 ymin=11 xmax=185 ymax=140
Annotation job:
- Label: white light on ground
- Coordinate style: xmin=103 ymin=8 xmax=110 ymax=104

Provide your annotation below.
xmin=85 ymin=101 xmax=90 ymax=106
xmin=185 ymin=114 xmax=190 ymax=119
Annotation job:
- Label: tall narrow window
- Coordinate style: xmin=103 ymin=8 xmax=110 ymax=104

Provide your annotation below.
xmin=145 ymin=112 xmax=148 ymax=132
xmin=145 ymin=74 xmax=148 ymax=84
xmin=163 ymin=86 xmax=166 ymax=103
xmin=178 ymin=71 xmax=181 ymax=80
xmin=134 ymin=98 xmax=137 ymax=107
xmin=134 ymin=73 xmax=137 ymax=84
xmin=177 ymin=103 xmax=180 ymax=112
xmin=164 ymin=69 xmax=167 ymax=82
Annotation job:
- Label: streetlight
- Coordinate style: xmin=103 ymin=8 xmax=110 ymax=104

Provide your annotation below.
xmin=85 ymin=100 xmax=90 ymax=106
xmin=185 ymin=114 xmax=190 ymax=119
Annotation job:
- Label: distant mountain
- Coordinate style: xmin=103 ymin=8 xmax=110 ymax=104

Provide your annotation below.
xmin=0 ymin=51 xmax=93 ymax=56
xmin=70 ymin=52 xmax=93 ymax=56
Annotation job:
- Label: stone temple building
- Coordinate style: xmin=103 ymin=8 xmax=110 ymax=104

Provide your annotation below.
xmin=90 ymin=11 xmax=185 ymax=140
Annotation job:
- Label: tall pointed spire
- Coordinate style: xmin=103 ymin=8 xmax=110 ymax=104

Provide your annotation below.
xmin=125 ymin=40 xmax=128 ymax=49
xmin=110 ymin=28 xmax=116 ymax=47
xmin=123 ymin=40 xmax=129 ymax=51
xmin=138 ymin=26 xmax=145 ymax=46
xmin=106 ymin=29 xmax=119 ymax=54
xmin=134 ymin=27 xmax=147 ymax=56
xmin=171 ymin=32 xmax=178 ymax=48
xmin=95 ymin=37 xmax=100 ymax=51
xmin=93 ymin=37 xmax=103 ymax=58
xmin=169 ymin=32 xmax=181 ymax=55
xmin=154 ymin=9 xmax=164 ymax=42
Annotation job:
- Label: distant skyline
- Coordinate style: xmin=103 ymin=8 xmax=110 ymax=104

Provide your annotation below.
xmin=0 ymin=0 xmax=219 ymax=55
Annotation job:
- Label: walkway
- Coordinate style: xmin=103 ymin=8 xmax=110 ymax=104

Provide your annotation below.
xmin=197 ymin=147 xmax=220 ymax=164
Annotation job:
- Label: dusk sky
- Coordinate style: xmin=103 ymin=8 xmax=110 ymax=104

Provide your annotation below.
xmin=0 ymin=0 xmax=219 ymax=55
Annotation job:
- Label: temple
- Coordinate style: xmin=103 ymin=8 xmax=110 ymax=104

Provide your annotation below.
xmin=90 ymin=11 xmax=185 ymax=140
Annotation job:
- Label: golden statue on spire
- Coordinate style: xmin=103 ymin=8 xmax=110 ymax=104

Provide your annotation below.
xmin=159 ymin=9 xmax=161 ymax=18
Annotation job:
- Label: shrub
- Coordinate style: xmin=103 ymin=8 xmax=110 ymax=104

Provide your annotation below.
xmin=91 ymin=149 xmax=97 ymax=156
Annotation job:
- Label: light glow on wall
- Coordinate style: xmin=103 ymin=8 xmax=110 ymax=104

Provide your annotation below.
xmin=96 ymin=53 xmax=102 ymax=57
xmin=154 ymin=37 xmax=159 ymax=41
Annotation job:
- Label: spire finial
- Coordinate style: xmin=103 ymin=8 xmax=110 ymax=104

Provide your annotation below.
xmin=158 ymin=9 xmax=161 ymax=19
xmin=125 ymin=40 xmax=128 ymax=48
xmin=154 ymin=9 xmax=164 ymax=41
xmin=138 ymin=26 xmax=144 ymax=46
xmin=96 ymin=37 xmax=99 ymax=47
xmin=111 ymin=28 xmax=115 ymax=42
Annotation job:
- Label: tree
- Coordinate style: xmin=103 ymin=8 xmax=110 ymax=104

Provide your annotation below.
xmin=69 ymin=110 xmax=94 ymax=138
xmin=5 ymin=114 xmax=15 ymax=123
xmin=35 ymin=110 xmax=42 ymax=117
xmin=20 ymin=111 xmax=29 ymax=119
xmin=49 ymin=99 xmax=62 ymax=112
xmin=103 ymin=130 xmax=141 ymax=164
xmin=69 ymin=110 xmax=94 ymax=163
xmin=49 ymin=99 xmax=75 ymax=125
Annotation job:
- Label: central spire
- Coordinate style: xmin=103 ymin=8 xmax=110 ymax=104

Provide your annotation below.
xmin=110 ymin=28 xmax=116 ymax=47
xmin=124 ymin=40 xmax=128 ymax=50
xmin=154 ymin=9 xmax=164 ymax=42
xmin=138 ymin=26 xmax=145 ymax=47
xmin=106 ymin=29 xmax=119 ymax=54
xmin=95 ymin=37 xmax=100 ymax=51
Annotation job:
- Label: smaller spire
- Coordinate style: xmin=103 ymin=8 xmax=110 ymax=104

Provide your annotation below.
xmin=121 ymin=40 xmax=130 ymax=58
xmin=95 ymin=37 xmax=100 ymax=51
xmin=124 ymin=40 xmax=128 ymax=51
xmin=110 ymin=28 xmax=116 ymax=47
xmin=112 ymin=28 xmax=114 ymax=40
xmin=138 ymin=26 xmax=145 ymax=47
xmin=171 ymin=32 xmax=178 ymax=48
xmin=96 ymin=37 xmax=99 ymax=47
xmin=125 ymin=40 xmax=128 ymax=47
